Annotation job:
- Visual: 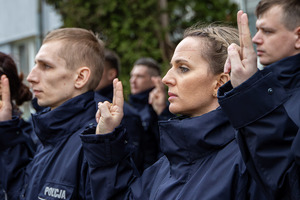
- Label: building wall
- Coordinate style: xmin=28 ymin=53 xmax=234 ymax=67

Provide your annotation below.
xmin=0 ymin=0 xmax=62 ymax=68
xmin=0 ymin=0 xmax=38 ymax=45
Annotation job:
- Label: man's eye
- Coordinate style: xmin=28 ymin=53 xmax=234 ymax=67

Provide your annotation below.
xmin=44 ymin=64 xmax=51 ymax=69
xmin=262 ymin=29 xmax=272 ymax=34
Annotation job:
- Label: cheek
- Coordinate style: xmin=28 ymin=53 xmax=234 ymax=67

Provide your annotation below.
xmin=43 ymin=75 xmax=69 ymax=93
xmin=182 ymin=77 xmax=208 ymax=94
xmin=140 ymin=79 xmax=149 ymax=88
xmin=189 ymin=79 xmax=214 ymax=101
xmin=58 ymin=74 xmax=73 ymax=86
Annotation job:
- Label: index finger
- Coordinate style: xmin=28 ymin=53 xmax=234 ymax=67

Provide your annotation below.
xmin=237 ymin=10 xmax=244 ymax=57
xmin=1 ymin=75 xmax=11 ymax=104
xmin=112 ymin=78 xmax=124 ymax=109
xmin=240 ymin=13 xmax=255 ymax=55
xmin=152 ymin=76 xmax=164 ymax=91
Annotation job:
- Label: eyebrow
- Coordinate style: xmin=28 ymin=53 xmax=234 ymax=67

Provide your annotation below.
xmin=256 ymin=20 xmax=275 ymax=29
xmin=170 ymin=59 xmax=189 ymax=66
xmin=35 ymin=58 xmax=55 ymax=66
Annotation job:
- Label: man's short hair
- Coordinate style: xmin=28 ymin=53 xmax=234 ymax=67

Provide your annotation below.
xmin=43 ymin=28 xmax=105 ymax=90
xmin=133 ymin=57 xmax=161 ymax=77
xmin=256 ymin=0 xmax=300 ymax=31
xmin=104 ymin=49 xmax=121 ymax=77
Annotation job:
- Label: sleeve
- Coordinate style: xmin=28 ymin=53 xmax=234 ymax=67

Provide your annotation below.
xmin=284 ymin=90 xmax=300 ymax=165
xmin=122 ymin=110 xmax=145 ymax=174
xmin=0 ymin=117 xmax=36 ymax=199
xmin=80 ymin=125 xmax=138 ymax=200
xmin=218 ymin=69 xmax=300 ymax=199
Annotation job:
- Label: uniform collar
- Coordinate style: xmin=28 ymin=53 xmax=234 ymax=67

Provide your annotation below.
xmin=129 ymin=88 xmax=153 ymax=106
xmin=159 ymin=107 xmax=235 ymax=165
xmin=32 ymin=91 xmax=96 ymax=145
xmin=264 ymin=53 xmax=300 ymax=92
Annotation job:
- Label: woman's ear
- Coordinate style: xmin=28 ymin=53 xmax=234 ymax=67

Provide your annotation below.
xmin=218 ymin=72 xmax=230 ymax=87
xmin=213 ymin=73 xmax=230 ymax=97
xmin=75 ymin=66 xmax=91 ymax=89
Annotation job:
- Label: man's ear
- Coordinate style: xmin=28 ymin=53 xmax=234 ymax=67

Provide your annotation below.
xmin=295 ymin=26 xmax=300 ymax=49
xmin=213 ymin=73 xmax=230 ymax=97
xmin=75 ymin=67 xmax=91 ymax=89
xmin=107 ymin=68 xmax=118 ymax=82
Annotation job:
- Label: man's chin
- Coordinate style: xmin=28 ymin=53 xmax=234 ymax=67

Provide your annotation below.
xmin=259 ymin=57 xmax=272 ymax=66
xmin=37 ymin=100 xmax=46 ymax=107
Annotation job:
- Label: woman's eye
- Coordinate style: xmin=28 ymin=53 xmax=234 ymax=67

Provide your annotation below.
xmin=179 ymin=66 xmax=189 ymax=73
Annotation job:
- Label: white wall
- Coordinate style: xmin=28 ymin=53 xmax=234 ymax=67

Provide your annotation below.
xmin=0 ymin=0 xmax=62 ymax=49
xmin=0 ymin=0 xmax=38 ymax=45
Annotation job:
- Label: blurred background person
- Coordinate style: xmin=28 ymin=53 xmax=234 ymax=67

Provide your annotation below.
xmin=129 ymin=57 xmax=174 ymax=168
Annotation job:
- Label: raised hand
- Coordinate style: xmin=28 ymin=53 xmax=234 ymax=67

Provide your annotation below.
xmin=149 ymin=76 xmax=167 ymax=115
xmin=225 ymin=10 xmax=258 ymax=88
xmin=0 ymin=75 xmax=12 ymax=121
xmin=95 ymin=78 xmax=124 ymax=134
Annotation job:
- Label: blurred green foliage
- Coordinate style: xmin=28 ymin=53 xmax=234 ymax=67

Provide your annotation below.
xmin=46 ymin=0 xmax=238 ymax=98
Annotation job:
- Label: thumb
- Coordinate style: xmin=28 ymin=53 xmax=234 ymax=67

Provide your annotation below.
xmin=224 ymin=57 xmax=231 ymax=74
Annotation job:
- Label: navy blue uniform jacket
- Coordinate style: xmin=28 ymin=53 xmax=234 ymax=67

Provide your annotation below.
xmin=218 ymin=53 xmax=300 ymax=199
xmin=83 ymin=108 xmax=266 ymax=199
xmin=127 ymin=108 xmax=266 ymax=199
xmin=0 ymin=91 xmax=97 ymax=199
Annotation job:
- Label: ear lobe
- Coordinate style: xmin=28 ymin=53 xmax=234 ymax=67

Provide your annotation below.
xmin=75 ymin=67 xmax=91 ymax=89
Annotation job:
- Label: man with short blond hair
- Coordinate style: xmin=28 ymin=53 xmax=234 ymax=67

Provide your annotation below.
xmin=0 ymin=28 xmax=106 ymax=199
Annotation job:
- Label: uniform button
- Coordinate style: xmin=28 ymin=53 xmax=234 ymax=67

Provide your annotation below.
xmin=267 ymin=88 xmax=273 ymax=94
xmin=88 ymin=123 xmax=94 ymax=128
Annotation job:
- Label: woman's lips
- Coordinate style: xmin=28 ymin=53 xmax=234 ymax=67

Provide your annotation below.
xmin=168 ymin=92 xmax=177 ymax=101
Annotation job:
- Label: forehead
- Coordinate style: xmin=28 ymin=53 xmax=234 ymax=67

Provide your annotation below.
xmin=131 ymin=65 xmax=150 ymax=75
xmin=172 ymin=37 xmax=203 ymax=61
xmin=256 ymin=6 xmax=284 ymax=28
xmin=35 ymin=41 xmax=66 ymax=65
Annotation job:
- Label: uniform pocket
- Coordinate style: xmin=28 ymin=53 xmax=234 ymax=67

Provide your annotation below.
xmin=37 ymin=182 xmax=75 ymax=200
